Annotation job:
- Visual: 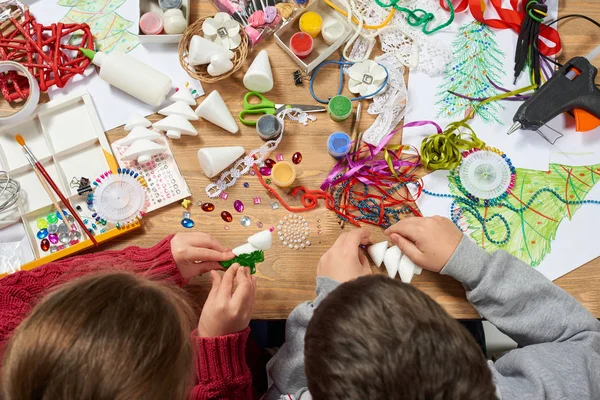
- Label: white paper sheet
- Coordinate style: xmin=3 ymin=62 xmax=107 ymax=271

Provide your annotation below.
xmin=25 ymin=0 xmax=204 ymax=131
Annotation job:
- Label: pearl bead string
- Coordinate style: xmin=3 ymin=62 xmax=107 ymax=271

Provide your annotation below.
xmin=277 ymin=214 xmax=311 ymax=250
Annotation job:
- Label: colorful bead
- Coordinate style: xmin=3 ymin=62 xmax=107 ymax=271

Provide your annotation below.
xmin=201 ymin=202 xmax=215 ymax=212
xmin=37 ymin=229 xmax=48 ymax=239
xmin=40 ymin=238 xmax=50 ymax=252
xmin=181 ymin=218 xmax=195 ymax=228
xmin=253 ymin=196 xmax=261 ymax=205
xmin=259 ymin=167 xmax=272 ymax=176
xmin=265 ymin=158 xmax=276 ymax=168
xmin=292 ymin=152 xmax=302 ymax=164
xmin=37 ymin=218 xmax=48 ymax=229
xmin=234 ymin=200 xmax=245 ymax=213
xmin=276 ymin=153 xmax=284 ymax=161
xmin=221 ymin=211 xmax=233 ymax=222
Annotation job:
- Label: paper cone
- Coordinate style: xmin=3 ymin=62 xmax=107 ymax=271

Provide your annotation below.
xmin=159 ymin=101 xmax=199 ymax=120
xmin=195 ymin=90 xmax=239 ymax=133
xmin=188 ymin=35 xmax=234 ymax=66
xmin=243 ymin=50 xmax=273 ymax=93
xmin=197 ymin=146 xmax=245 ymax=178
xmin=368 ymin=241 xmax=388 ymax=268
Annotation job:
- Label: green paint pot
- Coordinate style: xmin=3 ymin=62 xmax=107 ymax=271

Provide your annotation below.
xmin=328 ymin=95 xmax=352 ymax=122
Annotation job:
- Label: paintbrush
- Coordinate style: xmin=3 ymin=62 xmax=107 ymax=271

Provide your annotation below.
xmin=340 ymin=102 xmax=363 ymax=229
xmin=15 ymin=134 xmax=98 ymax=246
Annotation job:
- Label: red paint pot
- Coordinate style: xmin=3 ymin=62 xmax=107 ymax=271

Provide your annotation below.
xmin=289 ymin=32 xmax=313 ymax=59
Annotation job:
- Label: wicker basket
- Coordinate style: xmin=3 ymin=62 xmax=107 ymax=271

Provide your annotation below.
xmin=178 ymin=16 xmax=248 ymax=83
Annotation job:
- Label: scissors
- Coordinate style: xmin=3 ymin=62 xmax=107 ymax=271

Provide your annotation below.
xmin=238 ymin=92 xmax=326 ymax=126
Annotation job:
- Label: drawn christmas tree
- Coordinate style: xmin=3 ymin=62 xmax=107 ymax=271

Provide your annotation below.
xmin=450 ymin=163 xmax=600 ymax=266
xmin=58 ymin=0 xmax=139 ymax=54
xmin=436 ymin=21 xmax=505 ymax=124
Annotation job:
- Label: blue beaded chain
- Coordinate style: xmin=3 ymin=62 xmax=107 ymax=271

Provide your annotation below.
xmin=423 ymin=187 xmax=600 ymax=245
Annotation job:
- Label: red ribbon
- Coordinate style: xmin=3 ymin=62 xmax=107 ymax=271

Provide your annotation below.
xmin=440 ymin=0 xmax=561 ymax=56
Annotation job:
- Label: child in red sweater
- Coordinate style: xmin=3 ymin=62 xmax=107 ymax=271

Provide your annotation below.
xmin=0 ymin=232 xmax=255 ymax=400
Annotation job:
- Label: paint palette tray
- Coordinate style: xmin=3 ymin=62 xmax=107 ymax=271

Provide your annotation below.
xmin=0 ymin=93 xmax=140 ymax=274
xmin=274 ymin=0 xmax=352 ymax=74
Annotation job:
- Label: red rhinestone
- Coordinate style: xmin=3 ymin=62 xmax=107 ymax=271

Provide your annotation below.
xmin=201 ymin=202 xmax=215 ymax=212
xmin=292 ymin=152 xmax=302 ymax=164
xmin=221 ymin=211 xmax=233 ymax=222
xmin=265 ymin=158 xmax=276 ymax=168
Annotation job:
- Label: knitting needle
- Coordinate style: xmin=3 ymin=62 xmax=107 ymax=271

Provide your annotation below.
xmin=340 ymin=102 xmax=362 ymax=229
xmin=15 ymin=135 xmax=98 ymax=245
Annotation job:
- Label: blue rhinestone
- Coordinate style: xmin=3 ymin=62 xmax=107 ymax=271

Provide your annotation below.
xmin=37 ymin=229 xmax=48 ymax=239
xmin=244 ymin=182 xmax=249 ymax=188
xmin=181 ymin=218 xmax=195 ymax=228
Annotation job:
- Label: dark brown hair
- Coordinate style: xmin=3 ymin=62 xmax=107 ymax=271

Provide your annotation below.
xmin=1 ymin=271 xmax=195 ymax=400
xmin=305 ymin=275 xmax=496 ymax=400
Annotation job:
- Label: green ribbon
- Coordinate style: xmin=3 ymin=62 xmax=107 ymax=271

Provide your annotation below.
xmin=375 ymin=0 xmax=455 ymax=34
xmin=219 ymin=250 xmax=265 ymax=275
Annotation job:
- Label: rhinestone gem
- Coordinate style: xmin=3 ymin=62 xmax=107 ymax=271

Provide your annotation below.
xmin=183 ymin=211 xmax=191 ymax=219
xmin=40 ymin=238 xmax=50 ymax=252
xmin=234 ymin=200 xmax=245 ymax=213
xmin=240 ymin=216 xmax=252 ymax=227
xmin=58 ymin=232 xmax=70 ymax=244
xmin=276 ymin=153 xmax=284 ymax=161
xmin=224 ymin=225 xmax=230 ymax=230
xmin=47 ymin=224 xmax=58 ymax=234
xmin=47 ymin=213 xmax=58 ymax=224
xmin=58 ymin=223 xmax=69 ymax=234
xmin=292 ymin=152 xmax=302 ymax=164
xmin=181 ymin=218 xmax=195 ymax=228
xmin=50 ymin=245 xmax=58 ymax=253
xmin=48 ymin=233 xmax=59 ymax=244
xmin=265 ymin=158 xmax=276 ymax=168
xmin=37 ymin=229 xmax=48 ymax=239
xmin=217 ymin=27 xmax=228 ymax=37
xmin=257 ymin=222 xmax=263 ymax=228
xmin=201 ymin=203 xmax=215 ymax=212
xmin=244 ymin=182 xmax=250 ymax=188
xmin=220 ymin=192 xmax=229 ymax=200
xmin=362 ymin=74 xmax=373 ymax=84
xmin=37 ymin=218 xmax=48 ymax=229
xmin=259 ymin=167 xmax=272 ymax=176
xmin=70 ymin=231 xmax=82 ymax=241
xmin=221 ymin=211 xmax=233 ymax=222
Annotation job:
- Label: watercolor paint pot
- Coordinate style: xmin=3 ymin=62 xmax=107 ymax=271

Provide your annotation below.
xmin=328 ymin=132 xmax=351 ymax=159
xmin=256 ymin=114 xmax=282 ymax=141
xmin=271 ymin=161 xmax=296 ymax=188
xmin=140 ymin=12 xmax=164 ymax=35
xmin=328 ymin=95 xmax=352 ymax=122
xmin=299 ymin=12 xmax=323 ymax=38
xmin=289 ymin=32 xmax=314 ymax=59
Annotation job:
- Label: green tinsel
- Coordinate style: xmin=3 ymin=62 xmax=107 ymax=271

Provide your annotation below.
xmin=219 ymin=250 xmax=264 ymax=274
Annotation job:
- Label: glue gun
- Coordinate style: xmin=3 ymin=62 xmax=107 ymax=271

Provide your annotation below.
xmin=508 ymin=55 xmax=600 ymax=135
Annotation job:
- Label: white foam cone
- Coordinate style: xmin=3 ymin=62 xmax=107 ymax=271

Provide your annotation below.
xmin=195 ymin=90 xmax=239 ymax=134
xmin=197 ymin=146 xmax=245 ymax=178
xmin=398 ymin=254 xmax=417 ymax=284
xmin=159 ymin=101 xmax=199 ymax=120
xmin=368 ymin=241 xmax=388 ymax=268
xmin=170 ymin=87 xmax=196 ymax=106
xmin=124 ymin=114 xmax=152 ymax=131
xmin=166 ymin=130 xmax=182 ymax=139
xmin=115 ymin=126 xmax=162 ymax=146
xmin=243 ymin=50 xmax=273 ymax=93
xmin=188 ymin=35 xmax=234 ymax=66
xmin=383 ymin=246 xmax=402 ymax=279
xmin=153 ymin=114 xmax=197 ymax=135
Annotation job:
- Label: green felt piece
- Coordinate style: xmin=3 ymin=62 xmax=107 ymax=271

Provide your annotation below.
xmin=219 ymin=250 xmax=264 ymax=274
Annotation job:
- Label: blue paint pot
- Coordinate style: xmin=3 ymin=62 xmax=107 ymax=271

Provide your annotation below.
xmin=327 ymin=132 xmax=351 ymax=159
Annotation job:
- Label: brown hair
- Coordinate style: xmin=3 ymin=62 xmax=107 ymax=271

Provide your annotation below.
xmin=1 ymin=271 xmax=195 ymax=400
xmin=305 ymin=275 xmax=496 ymax=400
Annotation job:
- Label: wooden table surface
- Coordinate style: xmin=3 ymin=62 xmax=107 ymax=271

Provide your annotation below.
xmin=100 ymin=0 xmax=600 ymax=319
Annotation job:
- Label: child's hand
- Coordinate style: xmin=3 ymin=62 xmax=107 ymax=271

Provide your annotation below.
xmin=385 ymin=216 xmax=463 ymax=273
xmin=198 ymin=265 xmax=257 ymax=338
xmin=171 ymin=233 xmax=235 ymax=278
xmin=317 ymin=229 xmax=371 ymax=283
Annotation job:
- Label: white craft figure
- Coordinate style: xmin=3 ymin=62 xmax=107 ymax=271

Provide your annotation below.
xmin=232 ymin=230 xmax=272 ymax=255
xmin=169 ymin=86 xmax=197 ymax=106
xmin=367 ymin=241 xmax=388 ymax=268
xmin=243 ymin=50 xmax=273 ymax=93
xmin=195 ymin=90 xmax=239 ymax=134
xmin=371 ymin=242 xmax=422 ymax=284
xmin=197 ymin=146 xmax=245 ymax=178
xmin=124 ymin=114 xmax=152 ymax=131
xmin=188 ymin=35 xmax=234 ymax=66
xmin=121 ymin=139 xmax=167 ymax=164
xmin=383 ymin=245 xmax=402 ymax=279
xmin=207 ymin=53 xmax=234 ymax=77
xmin=153 ymin=114 xmax=198 ymax=139
xmin=158 ymin=101 xmax=199 ymax=121
xmin=115 ymin=126 xmax=162 ymax=146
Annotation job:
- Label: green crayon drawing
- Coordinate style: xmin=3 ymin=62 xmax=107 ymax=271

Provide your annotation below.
xmin=450 ymin=163 xmax=600 ymax=266
xmin=58 ymin=0 xmax=139 ymax=53
xmin=436 ymin=21 xmax=505 ymax=124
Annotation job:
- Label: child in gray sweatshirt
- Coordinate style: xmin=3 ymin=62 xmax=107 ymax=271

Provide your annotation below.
xmin=264 ymin=216 xmax=600 ymax=400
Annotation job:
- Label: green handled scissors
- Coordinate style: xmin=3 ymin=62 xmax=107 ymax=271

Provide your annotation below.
xmin=238 ymin=92 xmax=326 ymax=126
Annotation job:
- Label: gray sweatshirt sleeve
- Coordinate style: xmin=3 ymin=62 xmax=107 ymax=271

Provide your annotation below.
xmin=442 ymin=236 xmax=600 ymax=399
xmin=263 ymin=277 xmax=340 ymax=400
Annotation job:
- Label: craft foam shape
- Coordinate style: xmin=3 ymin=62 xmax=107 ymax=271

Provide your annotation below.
xmin=124 ymin=114 xmax=152 ymax=131
xmin=233 ymin=242 xmax=260 ymax=256
xmin=121 ymin=139 xmax=167 ymax=164
xmin=383 ymin=245 xmax=402 ymax=279
xmin=207 ymin=53 xmax=234 ymax=77
xmin=368 ymin=241 xmax=388 ymax=268
xmin=115 ymin=126 xmax=162 ymax=146
xmin=243 ymin=50 xmax=273 ymax=93
xmin=153 ymin=114 xmax=198 ymax=136
xmin=195 ymin=90 xmax=239 ymax=134
xmin=247 ymin=230 xmax=272 ymax=251
xmin=170 ymin=87 xmax=197 ymax=106
xmin=158 ymin=101 xmax=199 ymax=120
xmin=166 ymin=130 xmax=181 ymax=139
xmin=197 ymin=146 xmax=245 ymax=178
xmin=188 ymin=35 xmax=234 ymax=66
xmin=398 ymin=254 xmax=418 ymax=284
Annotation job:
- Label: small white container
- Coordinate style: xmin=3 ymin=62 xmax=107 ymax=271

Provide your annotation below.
xmin=138 ymin=0 xmax=190 ymax=44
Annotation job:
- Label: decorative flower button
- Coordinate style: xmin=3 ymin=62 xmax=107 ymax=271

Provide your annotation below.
xmin=347 ymin=60 xmax=386 ymax=97
xmin=203 ymin=12 xmax=242 ymax=50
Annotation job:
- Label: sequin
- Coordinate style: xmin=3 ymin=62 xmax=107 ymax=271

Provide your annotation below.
xmin=265 ymin=158 xmax=276 ymax=168
xmin=181 ymin=218 xmax=195 ymax=228
xmin=37 ymin=229 xmax=48 ymax=239
xmin=47 ymin=214 xmax=58 ymax=224
xmin=259 ymin=167 xmax=272 ymax=176
xmin=234 ymin=200 xmax=245 ymax=213
xmin=37 ymin=218 xmax=48 ymax=229
xmin=221 ymin=211 xmax=233 ymax=222
xmin=48 ymin=233 xmax=59 ymax=244
xmin=292 ymin=152 xmax=302 ymax=164
xmin=40 ymin=238 xmax=50 ymax=252
xmin=240 ymin=216 xmax=252 ymax=226
xmin=201 ymin=203 xmax=215 ymax=212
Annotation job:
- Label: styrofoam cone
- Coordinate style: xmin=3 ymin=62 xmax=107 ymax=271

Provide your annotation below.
xmin=398 ymin=254 xmax=416 ymax=284
xmin=195 ymin=90 xmax=239 ymax=134
xmin=247 ymin=230 xmax=272 ymax=251
xmin=243 ymin=50 xmax=273 ymax=93
xmin=367 ymin=241 xmax=388 ymax=268
xmin=166 ymin=130 xmax=182 ymax=139
xmin=124 ymin=114 xmax=152 ymax=131
xmin=383 ymin=245 xmax=402 ymax=279
xmin=153 ymin=114 xmax=197 ymax=135
xmin=170 ymin=86 xmax=196 ymax=106
xmin=115 ymin=126 xmax=162 ymax=146
xmin=159 ymin=101 xmax=199 ymax=120
xmin=207 ymin=53 xmax=234 ymax=76
xmin=197 ymin=146 xmax=245 ymax=178
xmin=121 ymin=139 xmax=167 ymax=164
xmin=188 ymin=35 xmax=234 ymax=66
xmin=233 ymin=242 xmax=260 ymax=256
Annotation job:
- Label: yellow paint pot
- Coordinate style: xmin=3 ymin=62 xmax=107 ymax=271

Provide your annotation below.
xmin=271 ymin=161 xmax=297 ymax=188
xmin=299 ymin=11 xmax=323 ymax=38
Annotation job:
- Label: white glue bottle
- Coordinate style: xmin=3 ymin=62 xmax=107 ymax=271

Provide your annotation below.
xmin=80 ymin=48 xmax=172 ymax=106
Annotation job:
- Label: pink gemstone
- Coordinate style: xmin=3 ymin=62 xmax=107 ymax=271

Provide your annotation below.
xmin=276 ymin=153 xmax=284 ymax=161
xmin=269 ymin=226 xmax=275 ymax=232
xmin=70 ymin=239 xmax=79 ymax=245
xmin=253 ymin=196 xmax=261 ymax=204
xmin=48 ymin=233 xmax=59 ymax=244
xmin=249 ymin=170 xmax=256 ymax=176
xmin=220 ymin=192 xmax=229 ymax=200
xmin=259 ymin=167 xmax=272 ymax=176
xmin=234 ymin=200 xmax=245 ymax=213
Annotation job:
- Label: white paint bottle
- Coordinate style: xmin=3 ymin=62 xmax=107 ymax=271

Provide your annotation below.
xmin=80 ymin=48 xmax=172 ymax=106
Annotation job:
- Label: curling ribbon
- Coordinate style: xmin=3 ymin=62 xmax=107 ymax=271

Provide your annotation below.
xmin=440 ymin=0 xmax=561 ymax=56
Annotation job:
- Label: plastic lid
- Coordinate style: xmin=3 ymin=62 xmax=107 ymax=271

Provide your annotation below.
xmin=140 ymin=12 xmax=164 ymax=35
xmin=327 ymin=132 xmax=351 ymax=158
xmin=328 ymin=95 xmax=352 ymax=119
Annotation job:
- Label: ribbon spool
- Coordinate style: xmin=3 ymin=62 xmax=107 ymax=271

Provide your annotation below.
xmin=0 ymin=61 xmax=40 ymax=125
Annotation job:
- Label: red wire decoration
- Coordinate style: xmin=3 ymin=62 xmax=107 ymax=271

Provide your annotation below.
xmin=0 ymin=10 xmax=93 ymax=102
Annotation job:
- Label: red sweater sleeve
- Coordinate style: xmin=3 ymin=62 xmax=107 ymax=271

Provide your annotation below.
xmin=191 ymin=328 xmax=253 ymax=400
xmin=0 ymin=234 xmax=185 ymax=353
